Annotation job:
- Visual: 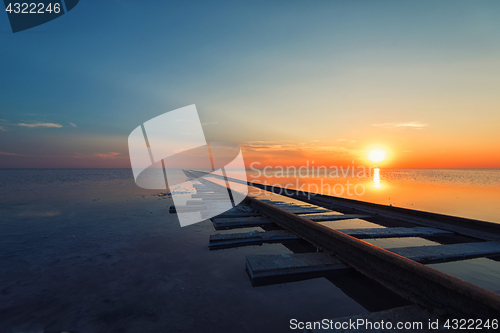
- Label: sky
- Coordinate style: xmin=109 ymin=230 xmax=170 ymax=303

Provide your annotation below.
xmin=1 ymin=0 xmax=500 ymax=168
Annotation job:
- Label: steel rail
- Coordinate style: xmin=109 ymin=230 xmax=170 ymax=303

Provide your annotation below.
xmin=249 ymin=182 xmax=500 ymax=241
xmin=187 ymin=170 xmax=500 ymax=240
xmin=185 ymin=169 xmax=500 ymax=318
xmin=245 ymin=195 xmax=500 ymax=319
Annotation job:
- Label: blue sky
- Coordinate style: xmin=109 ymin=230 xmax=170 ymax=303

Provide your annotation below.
xmin=1 ymin=0 xmax=500 ymax=167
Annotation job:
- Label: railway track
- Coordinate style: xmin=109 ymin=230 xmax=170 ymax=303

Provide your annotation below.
xmin=174 ymin=170 xmax=500 ymax=328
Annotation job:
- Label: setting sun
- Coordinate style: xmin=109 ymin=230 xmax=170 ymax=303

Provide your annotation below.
xmin=368 ymin=149 xmax=386 ymax=163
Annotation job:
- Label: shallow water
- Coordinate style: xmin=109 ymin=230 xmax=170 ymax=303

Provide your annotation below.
xmin=247 ymin=168 xmax=500 ymax=223
xmin=247 ymin=172 xmax=500 ymax=293
xmin=1 ymin=168 xmax=499 ymax=331
xmin=3 ymin=168 xmax=497 ymax=222
xmin=0 ymin=169 xmax=372 ymax=332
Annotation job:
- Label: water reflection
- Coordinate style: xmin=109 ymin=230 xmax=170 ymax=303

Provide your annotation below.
xmin=243 ymin=168 xmax=500 ymax=222
xmin=373 ymin=168 xmax=381 ymax=188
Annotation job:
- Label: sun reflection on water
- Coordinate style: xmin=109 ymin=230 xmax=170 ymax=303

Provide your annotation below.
xmin=373 ymin=168 xmax=381 ymax=188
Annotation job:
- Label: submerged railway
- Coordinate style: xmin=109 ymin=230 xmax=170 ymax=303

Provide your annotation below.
xmin=171 ymin=170 xmax=500 ymax=331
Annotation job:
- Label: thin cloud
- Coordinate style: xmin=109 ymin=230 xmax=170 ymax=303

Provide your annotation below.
xmin=241 ymin=142 xmax=361 ymax=157
xmin=18 ymin=122 xmax=63 ymax=128
xmin=0 ymin=119 xmax=8 ymax=131
xmin=241 ymin=143 xmax=297 ymax=151
xmin=95 ymin=152 xmax=122 ymax=159
xmin=0 ymin=151 xmax=22 ymax=156
xmin=69 ymin=122 xmax=77 ymax=127
xmin=337 ymin=139 xmax=356 ymax=143
xmin=373 ymin=122 xmax=427 ymax=129
xmin=202 ymin=121 xmax=218 ymax=126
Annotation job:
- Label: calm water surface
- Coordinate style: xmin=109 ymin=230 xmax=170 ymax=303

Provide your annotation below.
xmin=0 ymin=168 xmax=371 ymax=332
xmin=1 ymin=168 xmax=499 ymax=310
xmin=2 ymin=168 xmax=498 ymax=222
xmin=247 ymin=168 xmax=500 ymax=223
